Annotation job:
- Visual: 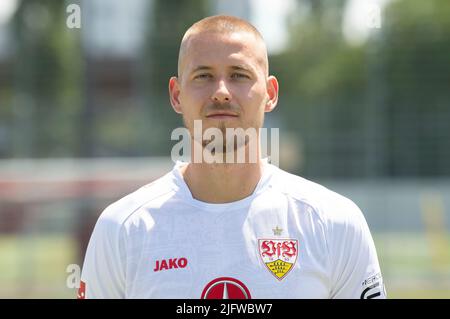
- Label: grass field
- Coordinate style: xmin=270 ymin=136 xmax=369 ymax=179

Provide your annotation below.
xmin=0 ymin=232 xmax=449 ymax=298
xmin=0 ymin=234 xmax=78 ymax=299
xmin=373 ymin=232 xmax=450 ymax=298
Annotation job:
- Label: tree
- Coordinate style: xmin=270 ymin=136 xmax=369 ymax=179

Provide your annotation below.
xmin=139 ymin=0 xmax=208 ymax=156
xmin=381 ymin=0 xmax=450 ymax=176
xmin=10 ymin=0 xmax=82 ymax=157
xmin=271 ymin=0 xmax=450 ymax=178
xmin=271 ymin=0 xmax=366 ymax=177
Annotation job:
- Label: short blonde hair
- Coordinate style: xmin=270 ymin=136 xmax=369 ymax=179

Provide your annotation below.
xmin=178 ymin=15 xmax=268 ymax=77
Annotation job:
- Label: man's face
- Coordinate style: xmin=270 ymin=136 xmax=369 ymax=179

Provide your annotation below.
xmin=170 ymin=31 xmax=278 ymax=146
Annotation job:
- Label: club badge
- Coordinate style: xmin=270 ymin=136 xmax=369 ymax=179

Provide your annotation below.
xmin=258 ymin=239 xmax=298 ymax=281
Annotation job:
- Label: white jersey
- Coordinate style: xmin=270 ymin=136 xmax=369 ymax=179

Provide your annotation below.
xmin=79 ymin=161 xmax=386 ymax=299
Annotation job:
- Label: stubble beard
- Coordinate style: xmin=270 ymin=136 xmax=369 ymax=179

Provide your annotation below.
xmin=184 ymin=117 xmax=254 ymax=159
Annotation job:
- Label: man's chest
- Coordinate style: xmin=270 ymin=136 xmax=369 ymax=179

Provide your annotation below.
xmin=124 ymin=207 xmax=330 ymax=298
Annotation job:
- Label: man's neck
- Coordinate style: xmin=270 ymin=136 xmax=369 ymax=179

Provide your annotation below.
xmin=180 ymin=159 xmax=264 ymax=204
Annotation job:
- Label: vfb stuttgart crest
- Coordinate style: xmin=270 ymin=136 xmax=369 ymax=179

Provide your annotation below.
xmin=258 ymin=239 xmax=298 ymax=281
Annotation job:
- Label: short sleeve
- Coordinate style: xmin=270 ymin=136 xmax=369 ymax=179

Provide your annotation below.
xmin=80 ymin=211 xmax=126 ymax=299
xmin=328 ymin=199 xmax=386 ymax=299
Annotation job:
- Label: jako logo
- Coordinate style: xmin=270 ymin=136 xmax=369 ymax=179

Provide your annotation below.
xmin=153 ymin=257 xmax=188 ymax=272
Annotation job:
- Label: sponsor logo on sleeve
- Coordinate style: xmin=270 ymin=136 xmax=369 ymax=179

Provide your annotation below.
xmin=360 ymin=273 xmax=386 ymax=299
xmin=77 ymin=280 xmax=86 ymax=299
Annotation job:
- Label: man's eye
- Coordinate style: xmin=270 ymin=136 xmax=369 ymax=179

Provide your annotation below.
xmin=231 ymin=73 xmax=250 ymax=79
xmin=194 ymin=74 xmax=212 ymax=80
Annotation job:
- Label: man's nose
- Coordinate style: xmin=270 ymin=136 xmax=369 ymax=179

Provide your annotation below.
xmin=211 ymin=80 xmax=231 ymax=103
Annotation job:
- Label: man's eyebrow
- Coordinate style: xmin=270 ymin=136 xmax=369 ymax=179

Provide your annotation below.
xmin=230 ymin=65 xmax=254 ymax=73
xmin=191 ymin=65 xmax=213 ymax=73
xmin=189 ymin=64 xmax=256 ymax=74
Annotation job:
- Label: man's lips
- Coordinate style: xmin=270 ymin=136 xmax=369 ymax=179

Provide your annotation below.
xmin=206 ymin=112 xmax=239 ymax=119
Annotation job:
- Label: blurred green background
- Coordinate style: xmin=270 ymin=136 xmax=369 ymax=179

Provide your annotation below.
xmin=0 ymin=0 xmax=449 ymax=298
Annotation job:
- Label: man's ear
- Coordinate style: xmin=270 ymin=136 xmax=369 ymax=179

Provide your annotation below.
xmin=265 ymin=76 xmax=279 ymax=113
xmin=169 ymin=76 xmax=182 ymax=114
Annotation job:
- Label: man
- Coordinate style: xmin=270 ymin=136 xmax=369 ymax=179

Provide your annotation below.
xmin=79 ymin=15 xmax=386 ymax=299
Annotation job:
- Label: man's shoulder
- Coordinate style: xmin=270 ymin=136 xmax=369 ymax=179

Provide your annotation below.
xmin=271 ymin=166 xmax=351 ymax=205
xmin=96 ymin=171 xmax=176 ymax=228
xmin=271 ymin=166 xmax=363 ymax=223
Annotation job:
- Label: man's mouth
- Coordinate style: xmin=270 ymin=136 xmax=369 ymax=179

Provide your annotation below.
xmin=206 ymin=112 xmax=239 ymax=119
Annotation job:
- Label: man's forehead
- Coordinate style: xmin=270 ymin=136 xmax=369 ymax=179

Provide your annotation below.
xmin=178 ymin=31 xmax=268 ymax=76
